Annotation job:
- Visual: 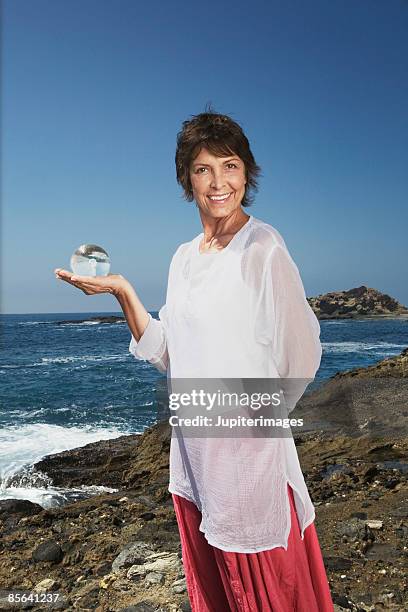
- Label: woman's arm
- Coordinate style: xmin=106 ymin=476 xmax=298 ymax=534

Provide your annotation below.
xmin=254 ymin=244 xmax=322 ymax=413
xmin=115 ymin=280 xmax=150 ymax=340
xmin=116 ymin=283 xmax=169 ymax=373
xmin=269 ymin=245 xmax=322 ymax=379
xmin=54 ymin=270 xmax=169 ymax=373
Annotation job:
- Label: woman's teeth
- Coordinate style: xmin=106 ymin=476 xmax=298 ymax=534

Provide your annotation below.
xmin=208 ymin=193 xmax=231 ymax=202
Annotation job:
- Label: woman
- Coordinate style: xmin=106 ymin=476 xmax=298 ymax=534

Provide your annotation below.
xmin=55 ymin=109 xmax=334 ymax=611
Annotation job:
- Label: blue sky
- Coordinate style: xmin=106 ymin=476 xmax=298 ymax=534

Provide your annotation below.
xmin=2 ymin=0 xmax=408 ymax=314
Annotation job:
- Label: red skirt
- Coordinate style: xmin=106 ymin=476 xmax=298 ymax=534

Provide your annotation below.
xmin=172 ymin=483 xmax=334 ymax=611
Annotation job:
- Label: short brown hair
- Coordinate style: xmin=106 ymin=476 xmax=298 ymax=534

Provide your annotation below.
xmin=175 ymin=105 xmax=262 ymax=207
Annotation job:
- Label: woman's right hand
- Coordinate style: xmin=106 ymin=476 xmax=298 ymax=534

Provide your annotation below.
xmin=54 ymin=268 xmax=130 ymax=298
xmin=55 ymin=268 xmax=151 ymax=342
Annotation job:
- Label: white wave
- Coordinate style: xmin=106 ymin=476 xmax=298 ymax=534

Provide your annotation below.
xmin=0 ymin=482 xmax=119 ymax=509
xmin=0 ymin=423 xmax=124 ymax=507
xmin=60 ymin=319 xmax=125 ymax=326
xmin=18 ymin=319 xmax=123 ymax=327
xmin=60 ymin=320 xmax=100 ymax=326
xmin=33 ymin=354 xmax=127 ymax=366
xmin=78 ymin=321 xmax=100 ymax=325
xmin=322 ymin=341 xmax=407 ymax=354
xmin=2 ymin=354 xmax=127 ymax=369
xmin=19 ymin=321 xmax=46 ymax=326
xmin=320 ymin=320 xmax=346 ymax=325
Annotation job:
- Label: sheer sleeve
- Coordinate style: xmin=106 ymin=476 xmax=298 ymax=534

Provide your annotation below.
xmin=128 ymin=242 xmax=187 ymax=375
xmin=129 ymin=305 xmax=169 ymax=374
xmin=255 ymin=244 xmax=322 ymax=413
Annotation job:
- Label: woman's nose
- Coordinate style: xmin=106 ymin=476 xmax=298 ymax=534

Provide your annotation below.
xmin=210 ymin=170 xmax=226 ymax=190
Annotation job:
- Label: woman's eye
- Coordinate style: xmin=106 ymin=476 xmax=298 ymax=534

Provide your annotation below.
xmin=195 ymin=163 xmax=237 ymax=174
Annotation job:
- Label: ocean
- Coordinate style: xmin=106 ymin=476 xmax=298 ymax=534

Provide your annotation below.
xmin=1 ymin=312 xmax=407 ymax=508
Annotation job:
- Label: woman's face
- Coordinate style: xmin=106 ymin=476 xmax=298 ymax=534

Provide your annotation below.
xmin=189 ymin=147 xmax=247 ymax=218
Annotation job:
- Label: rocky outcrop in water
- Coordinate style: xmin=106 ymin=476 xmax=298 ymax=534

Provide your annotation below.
xmin=56 ymin=316 xmax=125 ymax=325
xmin=307 ymin=285 xmax=408 ymax=319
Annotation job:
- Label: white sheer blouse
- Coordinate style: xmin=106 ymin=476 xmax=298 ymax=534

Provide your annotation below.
xmin=129 ymin=215 xmax=322 ymax=553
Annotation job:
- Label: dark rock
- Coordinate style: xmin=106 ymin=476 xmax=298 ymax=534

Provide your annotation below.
xmin=323 ymin=556 xmax=353 ymax=571
xmin=365 ymin=542 xmax=397 ymax=561
xmin=32 ymin=539 xmax=64 ymax=563
xmin=362 ymin=466 xmax=378 ymax=482
xmin=0 ymin=498 xmax=43 ymax=517
xmin=140 ymin=512 xmax=156 ymax=521
xmin=350 ymin=512 xmax=367 ymax=520
xmin=332 ymin=593 xmax=353 ymax=608
xmin=383 ymin=478 xmax=400 ymax=489
xmin=31 ymin=434 xmax=142 ymax=489
xmin=8 ymin=539 xmax=26 ymax=549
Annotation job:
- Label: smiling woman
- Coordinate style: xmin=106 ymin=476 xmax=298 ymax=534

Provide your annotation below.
xmin=55 ymin=105 xmax=334 ymax=611
xmin=190 ymin=149 xmax=247 ymax=216
xmin=175 ymin=108 xmax=261 ymax=208
xmin=133 ymin=107 xmax=333 ymax=610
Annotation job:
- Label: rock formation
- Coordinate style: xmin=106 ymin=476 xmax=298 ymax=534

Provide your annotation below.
xmin=307 ymin=286 xmax=408 ymax=319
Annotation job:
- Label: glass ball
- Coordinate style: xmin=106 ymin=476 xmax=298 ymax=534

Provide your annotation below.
xmin=70 ymin=244 xmax=111 ymax=276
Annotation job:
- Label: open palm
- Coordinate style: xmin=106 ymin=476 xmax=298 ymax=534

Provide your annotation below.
xmin=54 ymin=268 xmax=128 ymax=297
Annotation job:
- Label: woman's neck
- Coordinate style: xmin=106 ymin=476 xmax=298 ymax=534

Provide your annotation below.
xmin=199 ymin=209 xmax=250 ymax=251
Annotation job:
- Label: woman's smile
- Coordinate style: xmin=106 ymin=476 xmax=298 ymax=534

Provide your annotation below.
xmin=207 ymin=192 xmax=233 ymax=203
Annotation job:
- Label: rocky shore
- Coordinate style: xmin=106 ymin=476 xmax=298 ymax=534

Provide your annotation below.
xmin=1 ymin=350 xmax=407 ymax=611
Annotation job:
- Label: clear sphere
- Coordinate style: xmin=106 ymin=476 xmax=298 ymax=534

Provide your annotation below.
xmin=70 ymin=244 xmax=111 ymax=276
